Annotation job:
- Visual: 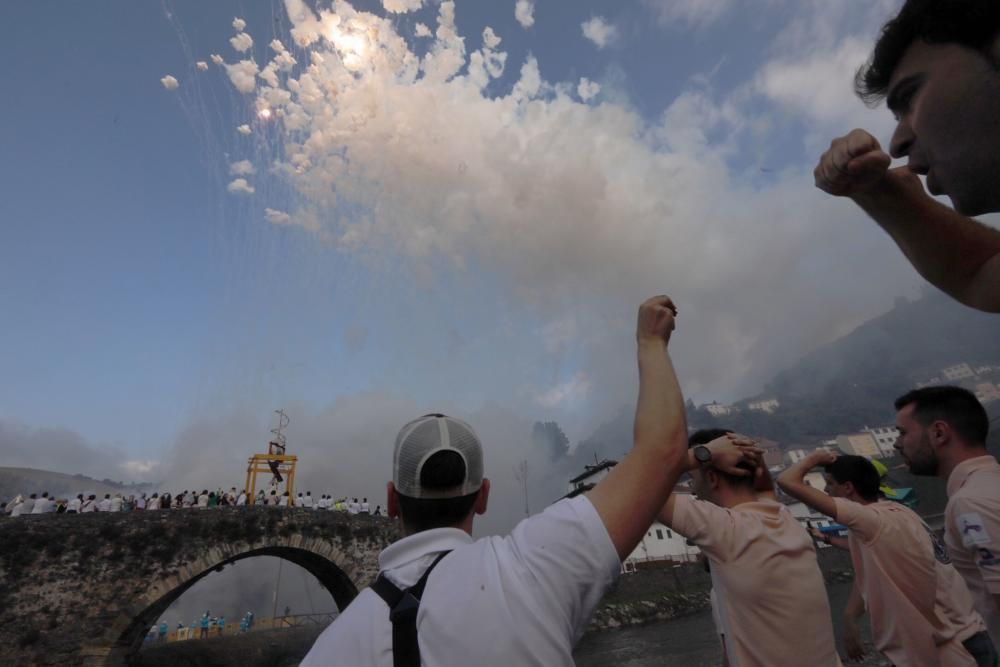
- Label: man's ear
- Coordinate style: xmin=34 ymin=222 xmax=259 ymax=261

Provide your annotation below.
xmin=706 ymin=468 xmax=721 ymax=491
xmin=474 ymin=479 xmax=490 ymax=516
xmin=387 ymin=482 xmax=401 ymax=519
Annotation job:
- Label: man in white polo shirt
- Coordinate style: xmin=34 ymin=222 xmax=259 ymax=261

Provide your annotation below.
xmin=780 ymin=452 xmax=993 ymax=666
xmin=659 ymin=429 xmax=842 ymax=667
xmin=894 ymin=386 xmax=1000 ymax=647
xmin=301 ymin=295 xmax=695 ymax=667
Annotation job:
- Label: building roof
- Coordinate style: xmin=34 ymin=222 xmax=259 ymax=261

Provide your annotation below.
xmin=568 ymin=460 xmax=618 ymax=485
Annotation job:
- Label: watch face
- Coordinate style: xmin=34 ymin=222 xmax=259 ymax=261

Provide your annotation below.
xmin=695 ymin=445 xmax=712 ymax=463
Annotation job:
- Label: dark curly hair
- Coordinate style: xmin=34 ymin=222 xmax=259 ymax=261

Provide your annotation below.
xmin=856 ymin=0 xmax=1000 ymax=105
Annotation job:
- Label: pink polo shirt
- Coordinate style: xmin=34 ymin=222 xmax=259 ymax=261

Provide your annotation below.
xmin=836 ymin=498 xmax=984 ymax=667
xmin=672 ymin=495 xmax=841 ymax=667
xmin=946 ymin=455 xmax=1000 ymax=642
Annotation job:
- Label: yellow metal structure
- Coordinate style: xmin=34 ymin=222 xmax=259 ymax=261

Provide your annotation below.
xmin=245 ymin=440 xmax=298 ymax=506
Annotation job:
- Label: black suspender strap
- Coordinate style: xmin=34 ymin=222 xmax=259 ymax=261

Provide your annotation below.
xmin=370 ymin=551 xmax=451 ymax=667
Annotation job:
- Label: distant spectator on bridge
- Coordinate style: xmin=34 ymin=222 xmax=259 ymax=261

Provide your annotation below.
xmin=97 ymin=494 xmax=112 ymax=512
xmin=135 ymin=493 xmax=146 ymax=510
xmin=297 ymin=492 xmax=305 ymax=506
xmin=255 ymin=490 xmax=265 ymax=505
xmin=302 ymin=295 xmax=692 ymax=667
xmin=347 ymin=498 xmax=359 ymax=515
xmin=198 ymin=490 xmax=209 ymax=509
xmin=81 ymin=494 xmax=97 ymax=513
xmin=268 ymin=490 xmax=279 ymax=506
xmin=302 ymin=491 xmax=314 ymax=508
xmin=109 ymin=493 xmax=123 ymax=512
xmin=146 ymin=493 xmax=159 ymax=511
xmin=20 ymin=493 xmax=37 ymax=515
xmin=67 ymin=494 xmax=83 ymax=514
xmin=279 ymin=491 xmax=290 ymax=507
xmin=237 ymin=489 xmax=247 ymax=506
xmin=199 ymin=613 xmax=210 ymax=639
xmin=160 ymin=493 xmax=171 ymax=509
xmin=158 ymin=621 xmax=168 ymax=642
xmin=31 ymin=492 xmax=54 ymax=514
xmin=207 ymin=492 xmax=218 ymax=509
xmin=373 ymin=505 xmax=382 ymax=517
xmin=246 ymin=611 xmax=254 ymax=629
xmin=217 ymin=616 xmax=225 ymax=636
xmin=9 ymin=495 xmax=26 ymax=517
xmin=360 ymin=498 xmax=370 ymax=514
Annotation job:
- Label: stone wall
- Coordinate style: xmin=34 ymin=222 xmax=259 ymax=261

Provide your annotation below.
xmin=0 ymin=507 xmax=397 ymax=666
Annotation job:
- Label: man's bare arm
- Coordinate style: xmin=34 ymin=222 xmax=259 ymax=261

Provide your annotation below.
xmin=776 ymin=451 xmax=839 ymax=520
xmin=588 ymin=296 xmax=689 ymax=561
xmin=815 ymin=129 xmax=1000 ymax=313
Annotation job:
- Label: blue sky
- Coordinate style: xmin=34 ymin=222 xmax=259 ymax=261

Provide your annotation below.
xmin=1 ymin=0 xmax=927 ymax=494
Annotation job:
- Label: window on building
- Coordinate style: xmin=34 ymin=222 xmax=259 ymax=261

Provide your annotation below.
xmin=655 ymin=529 xmax=663 ymax=540
xmin=667 ymin=529 xmax=673 ymax=539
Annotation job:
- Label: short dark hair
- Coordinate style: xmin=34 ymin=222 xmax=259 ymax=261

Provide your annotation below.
xmin=397 ymin=450 xmax=479 ymax=532
xmin=687 ymin=428 xmax=753 ymax=487
xmin=825 ymin=455 xmax=881 ymax=502
xmin=856 ymin=0 xmax=1000 ymax=104
xmin=895 ymin=385 xmax=989 ymax=444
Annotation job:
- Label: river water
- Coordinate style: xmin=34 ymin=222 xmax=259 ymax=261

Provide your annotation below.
xmin=572 ymin=581 xmax=890 ymax=666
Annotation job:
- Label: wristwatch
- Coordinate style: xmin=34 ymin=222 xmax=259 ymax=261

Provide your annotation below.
xmin=693 ymin=445 xmax=712 ymax=465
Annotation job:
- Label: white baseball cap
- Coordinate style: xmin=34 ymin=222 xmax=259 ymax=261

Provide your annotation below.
xmin=393 ymin=414 xmax=484 ymax=499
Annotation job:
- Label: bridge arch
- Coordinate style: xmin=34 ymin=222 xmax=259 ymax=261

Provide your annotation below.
xmin=105 ymin=544 xmax=359 ymax=665
xmin=0 ymin=507 xmax=396 ymax=666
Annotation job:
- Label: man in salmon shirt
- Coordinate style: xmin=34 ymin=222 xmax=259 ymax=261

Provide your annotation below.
xmin=658 ymin=429 xmax=842 ymax=667
xmin=779 ymin=452 xmax=994 ymax=666
xmin=894 ymin=386 xmax=1000 ymax=648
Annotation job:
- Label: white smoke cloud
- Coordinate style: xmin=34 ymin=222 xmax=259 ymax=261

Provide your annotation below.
xmin=642 ymin=0 xmax=736 ymax=28
xmin=229 ymin=159 xmax=256 ymax=176
xmin=536 ymin=373 xmax=592 ymax=408
xmin=227 ymin=178 xmax=255 ymax=194
xmin=206 ymin=0 xmax=918 ymax=412
xmin=210 ymin=53 xmax=225 ymax=65
xmin=236 ymin=124 xmax=252 ymax=135
xmin=225 ymin=59 xmax=258 ymax=94
xmin=415 ymin=23 xmax=432 ymax=38
xmin=196 ymin=61 xmax=209 ymax=71
xmin=577 ymin=77 xmax=600 ymax=101
xmin=264 ymin=208 xmax=293 ymax=225
xmin=515 ymin=0 xmax=535 ymax=28
xmin=232 ymin=17 xmax=247 ymax=32
xmin=383 ymin=0 xmax=422 ymax=13
xmin=160 ymin=75 xmax=179 ymax=90
xmin=230 ymin=32 xmax=254 ymax=53
xmin=581 ymin=17 xmax=617 ymax=49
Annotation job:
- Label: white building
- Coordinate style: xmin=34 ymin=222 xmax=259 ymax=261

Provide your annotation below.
xmin=703 ymin=402 xmax=735 ymax=417
xmin=837 ymin=432 xmax=883 ymax=459
xmin=974 ymin=382 xmax=1000 ymax=404
xmin=787 ymin=449 xmax=809 ymax=465
xmin=942 ymin=363 xmax=976 ymax=382
xmin=564 ymin=461 xmax=700 ymax=572
xmin=626 ymin=516 xmax=701 ymax=571
xmin=747 ymin=398 xmax=780 ymax=414
xmin=863 ymin=425 xmax=899 ymax=458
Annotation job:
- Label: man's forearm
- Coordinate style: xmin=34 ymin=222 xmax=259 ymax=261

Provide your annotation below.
xmin=853 ymin=175 xmax=1000 ymax=312
xmin=634 ymin=340 xmax=687 ymax=466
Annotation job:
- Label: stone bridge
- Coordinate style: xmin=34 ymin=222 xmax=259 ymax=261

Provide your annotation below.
xmin=0 ymin=507 xmax=397 ymax=666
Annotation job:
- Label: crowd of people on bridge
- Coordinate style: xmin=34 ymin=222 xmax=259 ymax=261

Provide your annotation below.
xmin=1 ymin=487 xmax=385 ymax=517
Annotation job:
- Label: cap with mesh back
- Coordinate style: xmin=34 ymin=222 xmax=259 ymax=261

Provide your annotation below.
xmin=393 ymin=413 xmax=484 ymax=499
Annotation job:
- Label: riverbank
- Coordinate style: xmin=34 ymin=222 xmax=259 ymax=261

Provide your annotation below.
xmin=587 ymin=546 xmax=856 ymax=632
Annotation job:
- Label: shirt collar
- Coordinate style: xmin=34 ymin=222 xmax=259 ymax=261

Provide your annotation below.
xmin=947 ymin=455 xmax=999 ymax=497
xmin=379 ymin=527 xmax=474 ymax=572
